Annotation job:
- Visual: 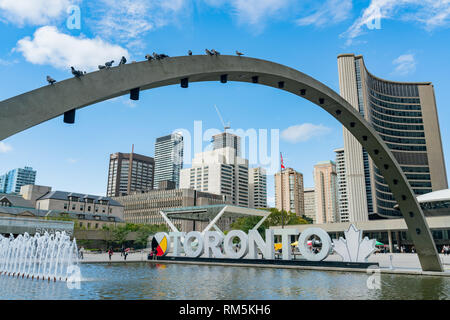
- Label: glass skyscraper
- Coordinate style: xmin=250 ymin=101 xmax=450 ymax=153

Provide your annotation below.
xmin=212 ymin=132 xmax=241 ymax=157
xmin=154 ymin=133 xmax=184 ymax=189
xmin=0 ymin=166 xmax=36 ymax=194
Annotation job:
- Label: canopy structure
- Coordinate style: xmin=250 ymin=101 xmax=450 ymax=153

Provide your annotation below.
xmin=159 ymin=204 xmax=270 ymax=234
xmin=417 ymin=189 xmax=450 ymax=203
xmin=394 ymin=189 xmax=450 ymax=217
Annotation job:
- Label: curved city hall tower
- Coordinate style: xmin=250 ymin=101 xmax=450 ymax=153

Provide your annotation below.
xmin=338 ymin=54 xmax=448 ymax=220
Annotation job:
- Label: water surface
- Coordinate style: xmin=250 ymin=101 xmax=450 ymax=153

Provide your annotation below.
xmin=0 ymin=262 xmax=449 ymax=300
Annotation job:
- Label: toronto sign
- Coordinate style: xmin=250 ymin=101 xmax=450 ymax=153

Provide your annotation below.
xmin=153 ymin=224 xmax=377 ymax=263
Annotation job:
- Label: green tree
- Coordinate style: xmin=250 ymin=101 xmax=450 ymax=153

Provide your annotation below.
xmin=265 ymin=208 xmax=309 ymax=226
xmin=231 ymin=215 xmax=267 ymax=234
xmin=302 ymin=215 xmax=314 ymax=224
xmin=230 ymin=208 xmax=310 ymax=236
xmin=134 ymin=224 xmax=166 ymax=248
xmin=112 ymin=225 xmax=129 ymax=247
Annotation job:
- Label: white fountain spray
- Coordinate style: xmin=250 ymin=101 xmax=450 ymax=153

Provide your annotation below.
xmin=0 ymin=231 xmax=79 ymax=282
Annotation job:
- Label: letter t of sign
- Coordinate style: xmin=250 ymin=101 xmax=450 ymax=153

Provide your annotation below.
xmin=170 ymin=232 xmax=185 ymax=256
xmin=273 ymin=228 xmax=299 ymax=260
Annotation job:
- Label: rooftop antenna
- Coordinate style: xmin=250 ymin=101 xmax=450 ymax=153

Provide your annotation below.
xmin=214 ymin=105 xmax=231 ymax=133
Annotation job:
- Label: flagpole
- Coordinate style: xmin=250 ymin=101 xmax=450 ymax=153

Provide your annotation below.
xmin=280 ymin=152 xmax=284 ymax=229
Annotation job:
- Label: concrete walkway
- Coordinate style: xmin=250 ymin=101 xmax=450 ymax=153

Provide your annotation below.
xmin=80 ymin=251 xmax=149 ymax=263
xmin=79 ymin=251 xmax=450 ymax=276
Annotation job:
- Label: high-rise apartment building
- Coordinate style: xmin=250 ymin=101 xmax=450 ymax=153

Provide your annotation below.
xmin=338 ymin=53 xmax=448 ymax=220
xmin=334 ymin=148 xmax=349 ymax=222
xmin=106 ymin=152 xmax=155 ymax=197
xmin=0 ymin=167 xmax=36 ymax=194
xmin=303 ymin=187 xmax=316 ymax=223
xmin=249 ymin=167 xmax=267 ymax=208
xmin=314 ymin=161 xmax=339 ymax=224
xmin=274 ymin=168 xmax=304 ymax=216
xmin=212 ymin=132 xmax=241 ymax=157
xmin=154 ymin=133 xmax=184 ymax=189
xmin=179 ymin=147 xmax=249 ymax=207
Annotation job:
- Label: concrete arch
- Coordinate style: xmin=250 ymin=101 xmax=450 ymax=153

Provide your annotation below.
xmin=0 ymin=55 xmax=442 ymax=271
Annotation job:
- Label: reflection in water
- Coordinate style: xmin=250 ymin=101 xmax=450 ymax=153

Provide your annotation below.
xmin=1 ymin=263 xmax=449 ymax=300
xmin=379 ymin=275 xmax=449 ymax=300
xmin=0 ymin=275 xmax=70 ymax=300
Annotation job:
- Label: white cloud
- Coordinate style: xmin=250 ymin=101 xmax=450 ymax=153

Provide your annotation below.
xmin=0 ymin=0 xmax=79 ymax=26
xmin=0 ymin=142 xmax=12 ymax=153
xmin=281 ymin=123 xmax=332 ymax=143
xmin=392 ymin=54 xmax=416 ymax=76
xmin=341 ymin=0 xmax=450 ymax=45
xmin=123 ymin=98 xmax=137 ymax=108
xmin=66 ymin=158 xmax=78 ymax=164
xmin=296 ymin=0 xmax=352 ymax=27
xmin=15 ymin=26 xmax=129 ymax=71
xmin=231 ymin=0 xmax=292 ymax=25
xmin=0 ymin=57 xmax=18 ymax=66
xmin=90 ymin=0 xmax=188 ymax=41
xmin=200 ymin=0 xmax=293 ymax=28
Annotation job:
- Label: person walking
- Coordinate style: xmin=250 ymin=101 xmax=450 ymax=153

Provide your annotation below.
xmin=443 ymin=245 xmax=449 ymax=256
xmin=108 ymin=248 xmax=113 ymax=261
xmin=79 ymin=247 xmax=84 ymax=260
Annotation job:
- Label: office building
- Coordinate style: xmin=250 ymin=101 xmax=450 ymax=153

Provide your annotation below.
xmin=114 ymin=188 xmax=227 ymax=225
xmin=1 ymin=185 xmax=124 ymax=232
xmin=338 ymin=53 xmax=448 ymax=219
xmin=0 ymin=166 xmax=36 ymax=194
xmin=274 ymin=168 xmax=304 ymax=215
xmin=106 ymin=152 xmax=155 ymax=197
xmin=212 ymin=132 xmax=241 ymax=157
xmin=249 ymin=167 xmax=267 ymax=208
xmin=304 ymin=187 xmax=316 ymax=223
xmin=20 ymin=184 xmax=52 ymax=205
xmin=180 ymin=147 xmax=249 ymax=207
xmin=154 ymin=133 xmax=184 ymax=189
xmin=334 ymin=148 xmax=349 ymax=222
xmin=36 ymin=190 xmax=124 ymax=220
xmin=314 ymin=161 xmax=339 ymax=224
xmin=158 ymin=180 xmax=176 ymax=191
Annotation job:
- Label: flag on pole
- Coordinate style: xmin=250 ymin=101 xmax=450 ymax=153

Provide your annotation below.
xmin=280 ymin=153 xmax=285 ymax=170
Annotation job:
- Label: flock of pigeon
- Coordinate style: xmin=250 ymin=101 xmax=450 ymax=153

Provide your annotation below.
xmin=46 ymin=50 xmax=245 ymax=85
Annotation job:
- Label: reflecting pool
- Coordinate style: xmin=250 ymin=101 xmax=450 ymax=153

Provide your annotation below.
xmin=1 ymin=262 xmax=449 ymax=300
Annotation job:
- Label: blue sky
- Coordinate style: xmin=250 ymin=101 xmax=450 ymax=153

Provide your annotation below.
xmin=0 ymin=0 xmax=449 ymax=206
